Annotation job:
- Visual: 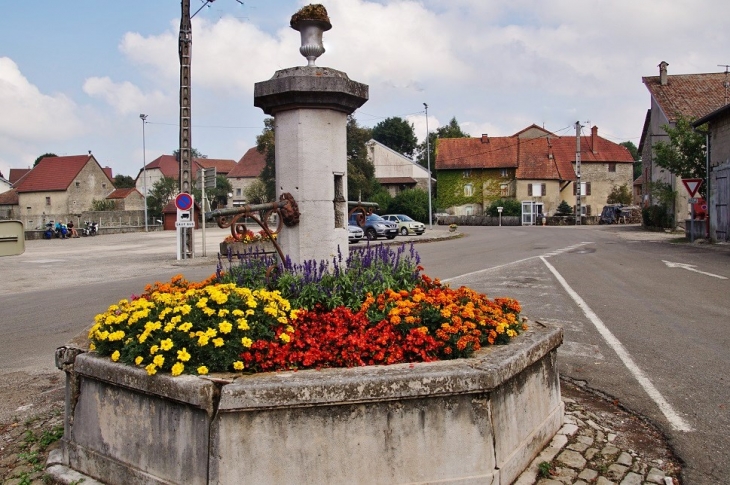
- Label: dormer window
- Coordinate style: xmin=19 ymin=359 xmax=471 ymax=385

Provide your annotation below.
xmin=462 ymin=170 xmax=471 ymax=178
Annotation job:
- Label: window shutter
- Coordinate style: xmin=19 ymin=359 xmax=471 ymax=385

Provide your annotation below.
xmin=528 ymin=184 xmax=533 ymax=196
xmin=573 ymin=183 xmax=576 ymax=196
xmin=541 ymin=183 xmax=546 ymax=196
xmin=586 ymin=182 xmax=592 ymax=196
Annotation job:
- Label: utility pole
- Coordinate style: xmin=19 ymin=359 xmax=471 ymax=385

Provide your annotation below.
xmin=179 ymin=0 xmax=194 ymax=258
xmin=424 ymin=103 xmax=432 ymax=229
xmin=140 ymin=114 xmax=148 ymax=232
xmin=575 ymin=121 xmax=582 ymax=225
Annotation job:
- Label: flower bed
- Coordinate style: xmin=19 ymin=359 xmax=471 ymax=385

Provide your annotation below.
xmin=89 ymin=244 xmax=525 ymax=376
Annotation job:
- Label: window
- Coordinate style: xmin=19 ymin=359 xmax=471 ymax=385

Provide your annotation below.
xmin=501 ymin=168 xmax=508 ymax=178
xmin=235 ymin=188 xmax=242 ymax=196
xmin=465 ymin=205 xmax=474 ymax=216
xmin=102 ymin=183 xmax=107 ymax=189
xmin=464 ymin=183 xmax=473 ymax=197
xmin=608 ymin=163 xmax=616 ymax=173
xmin=573 ymin=182 xmax=592 ymax=196
xmin=75 ymin=181 xmax=80 ymax=187
xmin=527 ymin=183 xmax=546 ymax=197
xmin=500 ymin=183 xmax=509 ymax=197
xmin=462 ymin=170 xmax=471 ymax=178
xmin=45 ymin=197 xmax=51 ymax=206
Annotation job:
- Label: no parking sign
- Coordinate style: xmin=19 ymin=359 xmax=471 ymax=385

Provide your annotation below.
xmin=175 ymin=193 xmax=194 ymax=226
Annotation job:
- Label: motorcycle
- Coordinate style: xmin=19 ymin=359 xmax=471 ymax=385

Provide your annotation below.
xmin=43 ymin=221 xmax=55 ymax=239
xmin=81 ymin=221 xmax=99 ymax=237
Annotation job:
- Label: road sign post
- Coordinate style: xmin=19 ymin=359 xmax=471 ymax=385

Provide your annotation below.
xmin=681 ymin=179 xmax=703 ymax=243
xmin=175 ymin=193 xmax=194 ymax=260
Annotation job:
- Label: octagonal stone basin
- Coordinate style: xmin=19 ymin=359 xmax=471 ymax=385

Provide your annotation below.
xmin=49 ymin=325 xmax=562 ymax=485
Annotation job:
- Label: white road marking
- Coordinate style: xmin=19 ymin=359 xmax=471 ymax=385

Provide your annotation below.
xmin=662 ymin=260 xmax=728 ymax=280
xmin=541 ymin=256 xmax=694 ymax=432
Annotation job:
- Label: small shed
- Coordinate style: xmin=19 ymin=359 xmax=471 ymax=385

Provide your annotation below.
xmin=161 ymin=199 xmax=202 ymax=231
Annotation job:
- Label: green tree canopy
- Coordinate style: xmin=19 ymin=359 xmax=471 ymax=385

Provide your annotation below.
xmin=620 ymin=141 xmax=641 ymax=180
xmin=34 ymin=153 xmax=57 ymax=167
xmin=372 ymin=117 xmax=418 ymax=158
xmin=244 ymin=179 xmax=269 ymax=205
xmin=347 ymin=116 xmax=375 ymax=200
xmin=193 ymin=174 xmax=232 ymax=210
xmin=415 ymin=117 xmax=470 ymax=169
xmin=606 ymin=184 xmax=633 ymax=205
xmin=486 ymin=198 xmax=521 ymax=217
xmin=257 ymin=117 xmax=276 ymax=202
xmin=387 ymin=188 xmax=431 ymax=223
xmin=654 ymin=115 xmax=707 ymax=197
xmin=113 ymin=174 xmax=136 ymax=188
xmin=146 ymin=176 xmax=178 ymax=218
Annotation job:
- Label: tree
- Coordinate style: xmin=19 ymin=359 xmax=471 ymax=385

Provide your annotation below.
xmin=347 ymin=116 xmax=375 ymax=200
xmin=415 ymin=117 xmax=470 ymax=169
xmin=257 ymin=117 xmax=276 ymax=202
xmin=486 ymin=198 xmax=521 ymax=217
xmin=606 ymin=184 xmax=632 ymax=205
xmin=193 ymin=174 xmax=233 ymax=209
xmin=244 ymin=179 xmax=269 ymax=205
xmin=34 ymin=153 xmax=57 ymax=167
xmin=387 ymin=188 xmax=431 ymax=223
xmin=147 ymin=176 xmax=179 ymax=218
xmin=620 ymin=141 xmax=642 ymax=180
xmin=372 ymin=117 xmax=417 ymax=158
xmin=556 ymin=200 xmax=573 ymax=216
xmin=113 ymin=174 xmax=136 ymax=188
xmin=654 ymin=115 xmax=707 ymax=197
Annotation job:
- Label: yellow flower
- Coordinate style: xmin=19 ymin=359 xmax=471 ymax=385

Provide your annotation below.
xmin=160 ymin=338 xmax=174 ymax=351
xmin=89 ymin=343 xmax=96 ymax=351
xmin=202 ymin=307 xmax=216 ymax=317
xmin=219 ymin=321 xmax=233 ymax=334
xmin=212 ymin=338 xmax=224 ymax=348
xmin=197 ymin=335 xmax=210 ymax=346
xmin=153 ymin=354 xmax=165 ymax=367
xmin=233 ymin=361 xmax=245 ymax=371
xmin=218 ymin=309 xmax=229 ymax=317
xmin=232 ymin=309 xmax=244 ymax=317
xmin=241 ymin=337 xmax=253 ymax=348
xmin=178 ymin=322 xmax=193 ymax=332
xmin=145 ymin=363 xmax=157 ymax=375
xmin=111 ymin=350 xmax=120 ymax=362
xmin=197 ymin=366 xmax=209 ymax=375
xmin=171 ymin=362 xmax=184 ymax=376
xmin=135 ymin=356 xmax=144 ymax=365
xmin=150 ymin=345 xmax=159 ymax=355
xmin=237 ymin=318 xmax=249 ymax=331
xmin=279 ymin=333 xmax=291 ymax=343
xmin=177 ymin=348 xmax=191 ymax=362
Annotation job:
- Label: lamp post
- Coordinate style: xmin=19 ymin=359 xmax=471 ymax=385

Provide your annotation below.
xmin=424 ymin=103 xmax=432 ymax=229
xmin=140 ymin=114 xmax=149 ymax=232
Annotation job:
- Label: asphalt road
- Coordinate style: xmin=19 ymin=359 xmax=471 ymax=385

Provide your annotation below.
xmin=1 ymin=224 xmax=728 ymax=484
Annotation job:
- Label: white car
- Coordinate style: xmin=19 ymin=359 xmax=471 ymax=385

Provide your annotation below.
xmin=382 ymin=214 xmax=426 ymax=236
xmin=348 ymin=223 xmax=364 ymax=243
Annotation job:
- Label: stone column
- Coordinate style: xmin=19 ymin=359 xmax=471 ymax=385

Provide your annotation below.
xmin=254 ymin=66 xmax=368 ymax=264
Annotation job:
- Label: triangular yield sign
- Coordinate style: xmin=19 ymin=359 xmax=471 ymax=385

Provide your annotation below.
xmin=681 ymin=178 xmax=703 ymax=197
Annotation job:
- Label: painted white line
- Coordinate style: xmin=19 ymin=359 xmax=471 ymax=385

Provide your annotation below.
xmin=662 ymin=260 xmax=728 ymax=280
xmin=541 ymin=256 xmax=694 ymax=432
xmin=443 ymin=242 xmax=593 ymax=284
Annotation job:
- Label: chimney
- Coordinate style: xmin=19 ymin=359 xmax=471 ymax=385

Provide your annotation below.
xmin=659 ymin=61 xmax=669 ymax=86
xmin=591 ymin=126 xmax=598 ymax=153
xmin=481 ymin=134 xmax=489 ymax=144
xmin=547 ymin=137 xmax=553 ymax=159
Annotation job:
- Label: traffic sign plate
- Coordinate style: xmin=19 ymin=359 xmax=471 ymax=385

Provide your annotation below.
xmin=175 ymin=221 xmax=195 ymax=228
xmin=681 ymin=179 xmax=703 ymax=197
xmin=688 ymin=198 xmax=698 ymax=204
xmin=175 ymin=193 xmax=194 ymax=211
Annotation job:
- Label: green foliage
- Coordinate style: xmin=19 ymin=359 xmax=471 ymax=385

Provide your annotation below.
xmin=33 ymin=153 xmax=57 ymax=167
xmin=257 ymin=117 xmax=276 ymax=202
xmin=369 ymin=183 xmax=393 ymax=214
xmin=486 ymin=198 xmax=521 ymax=216
xmin=436 ymin=169 xmax=503 ymax=210
xmin=654 ymin=115 xmax=707 ymax=197
xmin=113 ymin=174 xmax=136 ymax=188
xmin=193 ymin=174 xmax=232 ymax=209
xmin=620 ymin=141 xmax=642 ymax=179
xmin=146 ymin=176 xmax=179 ymax=217
xmin=387 ymin=188 xmax=431 ymax=222
xmin=347 ymin=116 xmax=375 ymax=200
xmin=606 ymin=183 xmax=633 ymax=205
xmin=372 ymin=116 xmax=418 ymax=158
xmin=416 ymin=117 xmax=470 ymax=169
xmin=642 ymin=181 xmax=676 ymax=228
xmin=244 ymin=179 xmax=270 ymax=205
xmin=90 ymin=199 xmax=117 ymax=211
xmin=649 ymin=180 xmax=676 ymax=207
xmin=556 ymin=200 xmax=573 ymax=216
xmin=538 ymin=461 xmax=555 ymax=478
xmin=173 ymin=147 xmax=206 ymax=160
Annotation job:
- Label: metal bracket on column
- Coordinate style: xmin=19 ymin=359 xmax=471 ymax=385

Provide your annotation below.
xmin=205 ymin=193 xmax=300 ymax=263
xmin=347 ymin=200 xmax=379 ymax=228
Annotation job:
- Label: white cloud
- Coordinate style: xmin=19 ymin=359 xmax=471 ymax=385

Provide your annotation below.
xmin=83 ymin=77 xmax=170 ymax=116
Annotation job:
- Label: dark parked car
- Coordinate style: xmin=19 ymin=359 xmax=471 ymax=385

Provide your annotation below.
xmin=348 ymin=214 xmax=398 ymax=240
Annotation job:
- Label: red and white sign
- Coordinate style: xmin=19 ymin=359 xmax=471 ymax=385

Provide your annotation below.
xmin=681 ymin=178 xmax=703 ymax=197
xmin=175 ymin=193 xmax=194 ymax=211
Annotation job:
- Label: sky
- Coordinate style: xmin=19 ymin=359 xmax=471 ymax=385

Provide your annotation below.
xmin=1 ymin=0 xmax=729 ymax=181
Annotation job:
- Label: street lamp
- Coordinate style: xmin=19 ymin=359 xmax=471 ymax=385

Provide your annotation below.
xmin=424 ymin=103 xmax=433 ymax=229
xmin=140 ymin=114 xmax=149 ymax=232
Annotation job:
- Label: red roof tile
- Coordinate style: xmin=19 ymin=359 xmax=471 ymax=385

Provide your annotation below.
xmin=9 ymin=168 xmax=31 ymax=185
xmin=643 ymin=72 xmax=730 ymax=122
xmin=144 ymin=155 xmax=180 ymax=179
xmin=229 ymin=147 xmax=266 ymax=178
xmin=436 ymin=137 xmax=519 ymax=170
xmin=0 ymin=189 xmax=19 ymax=205
xmin=195 ymin=158 xmax=237 ymax=175
xmin=142 ymin=155 xmax=237 ymax=179
xmin=106 ymin=188 xmax=142 ymax=199
xmin=15 ymin=155 xmax=112 ymax=193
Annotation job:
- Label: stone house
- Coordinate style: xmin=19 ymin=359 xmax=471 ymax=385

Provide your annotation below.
xmin=366 ymin=139 xmax=433 ymax=196
xmin=135 ymin=155 xmax=237 ymax=199
xmin=638 ymin=61 xmax=729 ymax=227
xmin=12 ymin=154 xmax=115 ymax=228
xmin=0 ymin=189 xmax=19 ymax=220
xmin=106 ymin=188 xmax=146 ymax=211
xmin=693 ymin=103 xmax=730 ymax=242
xmin=228 ymin=147 xmax=266 ymax=206
xmin=435 ymin=125 xmax=634 ymax=222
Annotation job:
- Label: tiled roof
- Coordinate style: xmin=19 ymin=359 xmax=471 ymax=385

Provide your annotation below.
xmin=436 ymin=137 xmax=519 ymax=170
xmin=14 ymin=155 xmax=111 ymax=193
xmin=377 ymin=177 xmax=418 ymax=185
xmin=143 ymin=155 xmax=239 ymax=179
xmin=144 ymin=155 xmax=180 ymax=179
xmin=9 ymin=168 xmax=31 ymax=185
xmin=195 ymin=158 xmax=237 ymax=175
xmin=229 ymin=147 xmax=266 ymax=178
xmin=0 ymin=189 xmax=19 ymax=205
xmin=106 ymin=188 xmax=141 ymax=199
xmin=437 ymin=126 xmax=633 ymax=180
xmin=103 ymin=167 xmax=113 ymax=179
xmin=643 ymin=72 xmax=730 ymax=122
